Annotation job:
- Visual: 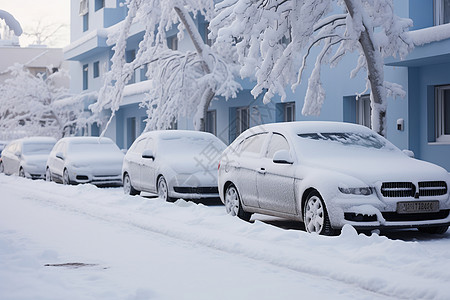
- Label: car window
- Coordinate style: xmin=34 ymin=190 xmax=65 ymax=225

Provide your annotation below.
xmin=239 ymin=133 xmax=268 ymax=156
xmin=131 ymin=139 xmax=147 ymax=154
xmin=266 ymin=133 xmax=290 ymax=158
xmin=22 ymin=142 xmax=55 ymax=155
xmin=144 ymin=138 xmax=154 ymax=152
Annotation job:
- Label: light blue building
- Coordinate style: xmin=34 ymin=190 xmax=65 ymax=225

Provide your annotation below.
xmin=64 ymin=0 xmax=450 ymax=171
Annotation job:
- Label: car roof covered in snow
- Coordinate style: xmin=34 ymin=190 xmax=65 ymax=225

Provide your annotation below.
xmin=243 ymin=121 xmax=375 ymax=137
xmin=13 ymin=137 xmax=57 ymax=145
xmin=138 ymin=130 xmax=218 ymax=141
xmin=60 ymin=136 xmax=115 ymax=145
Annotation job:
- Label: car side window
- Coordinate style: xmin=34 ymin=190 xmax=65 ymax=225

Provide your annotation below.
xmin=266 ymin=133 xmax=290 ymax=159
xmin=145 ymin=138 xmax=154 ymax=152
xmin=239 ymin=133 xmax=268 ymax=156
xmin=132 ymin=139 xmax=147 ymax=154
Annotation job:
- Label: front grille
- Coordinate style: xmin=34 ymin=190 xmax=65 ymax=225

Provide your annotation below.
xmin=76 ymin=175 xmax=89 ymax=180
xmin=173 ymin=186 xmax=219 ymax=194
xmin=381 ymin=181 xmax=448 ymax=198
xmin=419 ymin=181 xmax=448 ymax=197
xmin=382 ymin=210 xmax=450 ymax=222
xmin=381 ymin=182 xmax=416 ymax=197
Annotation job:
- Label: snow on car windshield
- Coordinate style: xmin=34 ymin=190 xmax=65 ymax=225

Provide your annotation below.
xmin=298 ymin=132 xmax=387 ymax=149
xmin=159 ymin=136 xmax=226 ymax=161
xmin=22 ymin=143 xmax=55 ymax=155
xmin=296 ymin=132 xmax=399 ymax=158
xmin=69 ymin=143 xmax=119 ymax=154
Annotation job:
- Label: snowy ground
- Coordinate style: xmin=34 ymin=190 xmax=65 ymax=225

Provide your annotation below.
xmin=1 ymin=174 xmax=450 ymax=300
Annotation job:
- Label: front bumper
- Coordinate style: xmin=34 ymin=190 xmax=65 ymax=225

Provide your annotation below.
xmin=68 ymin=167 xmax=122 ymax=186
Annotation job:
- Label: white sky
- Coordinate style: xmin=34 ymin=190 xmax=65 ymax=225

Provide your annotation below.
xmin=0 ymin=0 xmax=70 ymax=48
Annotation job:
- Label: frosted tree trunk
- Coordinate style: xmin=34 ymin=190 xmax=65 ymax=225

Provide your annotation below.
xmin=174 ymin=6 xmax=214 ymax=131
xmin=343 ymin=0 xmax=386 ymax=136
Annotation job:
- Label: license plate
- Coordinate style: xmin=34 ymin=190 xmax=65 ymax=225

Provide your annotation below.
xmin=397 ymin=201 xmax=439 ymax=214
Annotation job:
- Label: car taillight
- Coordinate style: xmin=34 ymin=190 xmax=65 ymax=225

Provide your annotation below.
xmin=218 ymin=161 xmax=221 ymax=170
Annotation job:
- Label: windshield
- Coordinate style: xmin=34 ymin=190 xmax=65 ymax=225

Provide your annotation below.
xmin=22 ymin=142 xmax=55 ymax=155
xmin=69 ymin=142 xmax=120 ymax=154
xmin=159 ymin=136 xmax=226 ymax=164
xmin=297 ymin=132 xmax=399 ymax=158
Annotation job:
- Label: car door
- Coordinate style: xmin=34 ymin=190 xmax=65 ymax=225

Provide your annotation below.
xmin=49 ymin=141 xmax=66 ymax=180
xmin=256 ymin=133 xmax=297 ymax=214
xmin=126 ymin=138 xmax=148 ymax=190
xmin=233 ymin=133 xmax=269 ymax=208
xmin=139 ymin=137 xmax=157 ymax=193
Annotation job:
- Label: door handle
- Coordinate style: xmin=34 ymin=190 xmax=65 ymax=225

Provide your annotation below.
xmin=258 ymin=167 xmax=266 ymax=174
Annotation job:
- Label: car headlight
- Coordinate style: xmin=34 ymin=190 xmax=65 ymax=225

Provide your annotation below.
xmin=338 ymin=187 xmax=373 ymax=196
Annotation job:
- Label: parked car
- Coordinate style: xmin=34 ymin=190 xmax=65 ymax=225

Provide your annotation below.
xmin=122 ymin=130 xmax=226 ymax=201
xmin=46 ymin=137 xmax=124 ymax=186
xmin=218 ymin=121 xmax=450 ymax=235
xmin=0 ymin=137 xmax=56 ymax=179
xmin=0 ymin=140 xmax=8 ymax=156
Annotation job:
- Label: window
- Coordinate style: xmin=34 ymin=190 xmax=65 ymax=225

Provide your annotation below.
xmin=239 ymin=133 xmax=268 ymax=155
xmin=126 ymin=50 xmax=136 ymax=84
xmin=93 ymin=61 xmax=99 ymax=78
xmin=95 ymin=0 xmax=105 ymax=11
xmin=284 ymin=102 xmax=295 ymax=122
xmin=266 ymin=133 xmax=290 ymax=158
xmin=356 ymin=95 xmax=371 ymax=128
xmin=79 ymin=0 xmax=89 ymax=15
xmin=126 ymin=117 xmax=136 ymax=149
xmin=435 ymin=0 xmax=450 ymax=25
xmin=436 ymin=85 xmax=450 ymax=142
xmin=236 ymin=107 xmax=250 ymax=137
xmin=168 ymin=36 xmax=178 ymax=50
xmin=202 ymin=22 xmax=213 ymax=46
xmin=83 ymin=13 xmax=89 ymax=32
xmin=140 ymin=63 xmax=148 ymax=82
xmin=82 ymin=64 xmax=88 ymax=90
xmin=205 ymin=110 xmax=217 ymax=135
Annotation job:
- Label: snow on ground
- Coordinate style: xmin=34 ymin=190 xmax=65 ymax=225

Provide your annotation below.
xmin=1 ymin=174 xmax=450 ymax=300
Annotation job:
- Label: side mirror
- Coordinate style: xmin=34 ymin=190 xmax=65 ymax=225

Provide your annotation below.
xmin=273 ymin=150 xmax=294 ymax=164
xmin=14 ymin=151 xmax=21 ymax=157
xmin=402 ymin=149 xmax=414 ymax=158
xmin=142 ymin=149 xmax=155 ymax=160
xmin=56 ymin=152 xmax=64 ymax=160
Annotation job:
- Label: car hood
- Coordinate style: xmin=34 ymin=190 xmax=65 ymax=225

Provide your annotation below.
xmin=303 ymin=151 xmax=449 ymax=184
xmin=159 ymin=154 xmax=218 ymax=176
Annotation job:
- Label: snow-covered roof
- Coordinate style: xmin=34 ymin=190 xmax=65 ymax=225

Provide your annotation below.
xmin=248 ymin=121 xmax=373 ymax=135
xmin=13 ymin=137 xmax=57 ymax=145
xmin=61 ymin=136 xmax=115 ymax=145
xmin=139 ymin=130 xmax=218 ymax=141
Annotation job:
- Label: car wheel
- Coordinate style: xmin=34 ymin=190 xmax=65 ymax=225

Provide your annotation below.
xmin=0 ymin=161 xmax=4 ymax=173
xmin=418 ymin=226 xmax=449 ymax=234
xmin=157 ymin=176 xmax=174 ymax=202
xmin=225 ymin=184 xmax=252 ymax=222
xmin=304 ymin=191 xmax=335 ymax=236
xmin=63 ymin=169 xmax=71 ymax=185
xmin=45 ymin=168 xmax=52 ymax=182
xmin=19 ymin=167 xmax=25 ymax=178
xmin=123 ymin=173 xmax=139 ymax=196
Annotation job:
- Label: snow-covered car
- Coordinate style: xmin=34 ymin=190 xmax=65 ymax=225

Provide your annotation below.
xmin=218 ymin=121 xmax=450 ymax=235
xmin=0 ymin=137 xmax=56 ymax=179
xmin=122 ymin=130 xmax=226 ymax=201
xmin=46 ymin=137 xmax=124 ymax=186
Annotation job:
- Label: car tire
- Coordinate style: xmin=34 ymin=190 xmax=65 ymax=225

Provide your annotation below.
xmin=304 ymin=191 xmax=335 ymax=236
xmin=123 ymin=173 xmax=139 ymax=196
xmin=418 ymin=226 xmax=449 ymax=234
xmin=158 ymin=176 xmax=174 ymax=202
xmin=45 ymin=167 xmax=52 ymax=182
xmin=0 ymin=161 xmax=4 ymax=173
xmin=19 ymin=167 xmax=25 ymax=178
xmin=63 ymin=169 xmax=71 ymax=185
xmin=224 ymin=184 xmax=252 ymax=222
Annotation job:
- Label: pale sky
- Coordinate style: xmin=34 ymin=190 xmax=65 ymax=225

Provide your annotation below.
xmin=0 ymin=0 xmax=70 ymax=47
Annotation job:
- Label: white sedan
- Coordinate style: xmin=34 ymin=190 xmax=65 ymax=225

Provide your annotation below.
xmin=46 ymin=137 xmax=124 ymax=186
xmin=0 ymin=137 xmax=56 ymax=179
xmin=122 ymin=130 xmax=226 ymax=201
xmin=218 ymin=121 xmax=450 ymax=235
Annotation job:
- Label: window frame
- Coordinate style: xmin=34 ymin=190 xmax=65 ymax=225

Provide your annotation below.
xmin=435 ymin=85 xmax=450 ymax=143
xmin=82 ymin=64 xmax=88 ymax=90
xmin=93 ymin=61 xmax=100 ymax=78
xmin=356 ymin=94 xmax=371 ymax=129
xmin=283 ymin=102 xmax=296 ymax=122
xmin=435 ymin=0 xmax=450 ymax=25
xmin=236 ymin=106 xmax=250 ymax=137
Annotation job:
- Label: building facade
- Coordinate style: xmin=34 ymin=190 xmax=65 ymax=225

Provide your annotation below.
xmin=65 ymin=0 xmax=450 ymax=171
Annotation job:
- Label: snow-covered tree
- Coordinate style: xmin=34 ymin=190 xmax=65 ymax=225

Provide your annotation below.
xmin=210 ymin=0 xmax=414 ymax=136
xmin=0 ymin=64 xmax=93 ymax=140
xmin=91 ymin=0 xmax=241 ymax=133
